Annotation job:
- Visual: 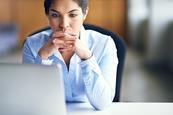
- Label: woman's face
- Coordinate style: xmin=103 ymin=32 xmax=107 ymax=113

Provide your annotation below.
xmin=48 ymin=0 xmax=88 ymax=36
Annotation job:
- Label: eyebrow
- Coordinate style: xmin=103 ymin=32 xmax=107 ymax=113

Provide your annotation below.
xmin=50 ymin=9 xmax=79 ymax=13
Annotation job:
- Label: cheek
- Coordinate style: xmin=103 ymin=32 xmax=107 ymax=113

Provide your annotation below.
xmin=49 ymin=19 xmax=59 ymax=31
xmin=71 ymin=18 xmax=84 ymax=34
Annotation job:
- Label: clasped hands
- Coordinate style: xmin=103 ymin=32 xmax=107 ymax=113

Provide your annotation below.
xmin=39 ymin=30 xmax=92 ymax=60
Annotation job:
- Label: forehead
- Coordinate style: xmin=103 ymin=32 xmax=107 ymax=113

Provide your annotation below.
xmin=50 ymin=0 xmax=81 ymax=12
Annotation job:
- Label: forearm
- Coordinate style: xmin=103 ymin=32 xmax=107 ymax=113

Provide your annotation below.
xmin=84 ymin=73 xmax=114 ymax=110
xmin=80 ymin=56 xmax=115 ymax=110
xmin=22 ymin=41 xmax=53 ymax=65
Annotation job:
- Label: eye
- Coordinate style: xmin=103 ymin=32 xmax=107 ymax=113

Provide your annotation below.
xmin=50 ymin=13 xmax=60 ymax=18
xmin=69 ymin=14 xmax=78 ymax=18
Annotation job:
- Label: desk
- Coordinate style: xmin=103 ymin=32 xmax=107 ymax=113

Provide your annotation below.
xmin=67 ymin=102 xmax=173 ymax=115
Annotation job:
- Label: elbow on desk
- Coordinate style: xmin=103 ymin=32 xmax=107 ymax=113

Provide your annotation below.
xmin=91 ymin=99 xmax=113 ymax=111
xmin=87 ymin=83 xmax=115 ymax=110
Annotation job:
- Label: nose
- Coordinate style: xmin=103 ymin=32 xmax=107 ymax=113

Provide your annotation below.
xmin=59 ymin=16 xmax=69 ymax=31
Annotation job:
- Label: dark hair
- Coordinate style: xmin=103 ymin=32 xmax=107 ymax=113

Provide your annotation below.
xmin=44 ymin=0 xmax=88 ymax=15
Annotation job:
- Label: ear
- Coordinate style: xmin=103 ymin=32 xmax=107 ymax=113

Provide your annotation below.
xmin=83 ymin=7 xmax=89 ymax=20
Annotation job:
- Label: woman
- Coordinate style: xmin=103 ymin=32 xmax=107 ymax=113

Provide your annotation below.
xmin=23 ymin=0 xmax=118 ymax=110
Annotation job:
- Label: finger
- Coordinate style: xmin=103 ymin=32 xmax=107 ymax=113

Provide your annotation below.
xmin=54 ymin=43 xmax=65 ymax=49
xmin=53 ymin=35 xmax=76 ymax=42
xmin=66 ymin=44 xmax=75 ymax=52
xmin=66 ymin=32 xmax=77 ymax=37
xmin=52 ymin=31 xmax=66 ymax=38
xmin=63 ymin=30 xmax=77 ymax=37
xmin=58 ymin=47 xmax=73 ymax=52
xmin=53 ymin=30 xmax=78 ymax=37
xmin=64 ymin=40 xmax=75 ymax=44
xmin=53 ymin=38 xmax=75 ymax=48
xmin=63 ymin=33 xmax=77 ymax=41
xmin=66 ymin=44 xmax=73 ymax=49
xmin=52 ymin=39 xmax=65 ymax=44
xmin=58 ymin=43 xmax=74 ymax=51
xmin=58 ymin=48 xmax=66 ymax=52
xmin=52 ymin=39 xmax=67 ymax=49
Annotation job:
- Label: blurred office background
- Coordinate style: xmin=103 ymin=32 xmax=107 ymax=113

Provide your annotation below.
xmin=0 ymin=0 xmax=172 ymax=102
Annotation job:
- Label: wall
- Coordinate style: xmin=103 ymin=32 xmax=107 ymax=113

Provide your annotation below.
xmin=15 ymin=0 xmax=48 ymax=46
xmin=0 ymin=0 xmax=127 ymax=47
xmin=128 ymin=0 xmax=173 ymax=71
xmin=127 ymin=0 xmax=149 ymax=52
xmin=0 ymin=0 xmax=11 ymax=22
xmin=147 ymin=0 xmax=173 ymax=70
xmin=85 ymin=0 xmax=127 ymax=41
xmin=0 ymin=0 xmax=48 ymax=47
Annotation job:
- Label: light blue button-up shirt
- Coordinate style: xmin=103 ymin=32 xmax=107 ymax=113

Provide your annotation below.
xmin=22 ymin=26 xmax=118 ymax=110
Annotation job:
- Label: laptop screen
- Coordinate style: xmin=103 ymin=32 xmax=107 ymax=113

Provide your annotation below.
xmin=0 ymin=63 xmax=66 ymax=115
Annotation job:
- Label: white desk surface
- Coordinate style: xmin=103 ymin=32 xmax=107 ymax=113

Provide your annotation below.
xmin=67 ymin=102 xmax=173 ymax=115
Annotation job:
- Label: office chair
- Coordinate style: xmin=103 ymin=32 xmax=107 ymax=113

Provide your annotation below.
xmin=84 ymin=24 xmax=126 ymax=102
xmin=28 ymin=23 xmax=126 ymax=102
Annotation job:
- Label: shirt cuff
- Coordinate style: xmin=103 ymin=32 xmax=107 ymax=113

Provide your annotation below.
xmin=80 ymin=55 xmax=101 ymax=86
xmin=35 ymin=54 xmax=53 ymax=65
xmin=80 ymin=55 xmax=94 ymax=67
xmin=80 ymin=55 xmax=100 ymax=72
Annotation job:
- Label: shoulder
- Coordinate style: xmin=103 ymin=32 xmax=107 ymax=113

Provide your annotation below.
xmin=84 ymin=29 xmax=115 ymax=48
xmin=83 ymin=29 xmax=116 ymax=61
xmin=24 ymin=29 xmax=52 ymax=47
xmin=86 ymin=29 xmax=110 ymax=41
xmin=26 ymin=29 xmax=52 ymax=42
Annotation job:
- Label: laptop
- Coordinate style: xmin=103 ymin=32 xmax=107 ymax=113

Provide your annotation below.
xmin=0 ymin=63 xmax=66 ymax=115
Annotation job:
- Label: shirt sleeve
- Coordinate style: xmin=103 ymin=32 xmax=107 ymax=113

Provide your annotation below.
xmin=22 ymin=39 xmax=53 ymax=65
xmin=80 ymin=38 xmax=118 ymax=110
